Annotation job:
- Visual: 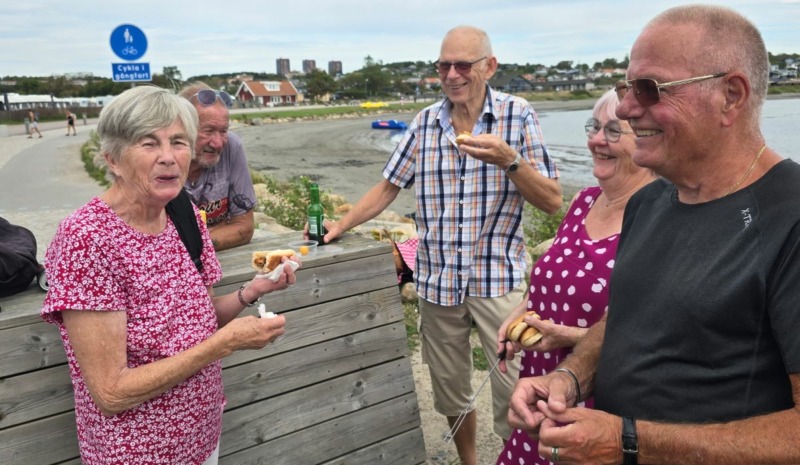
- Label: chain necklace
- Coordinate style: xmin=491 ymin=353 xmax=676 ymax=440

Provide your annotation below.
xmin=719 ymin=144 xmax=766 ymax=199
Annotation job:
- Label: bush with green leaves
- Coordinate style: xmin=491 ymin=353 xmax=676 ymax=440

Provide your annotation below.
xmin=522 ymin=200 xmax=566 ymax=249
xmin=252 ymin=172 xmax=337 ymax=231
xmin=81 ymin=130 xmax=110 ymax=187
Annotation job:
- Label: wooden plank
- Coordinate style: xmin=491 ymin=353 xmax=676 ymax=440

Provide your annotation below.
xmin=214 ymin=232 xmax=389 ymax=288
xmin=0 ymin=232 xmax=388 ymax=330
xmin=0 ymin=288 xmax=406 ymax=428
xmin=0 ymin=317 xmax=406 ymax=430
xmin=0 ymin=322 xmax=410 ymax=460
xmin=215 ymin=253 xmax=399 ymax=314
xmin=0 ymin=321 xmax=406 ymax=431
xmin=223 ymin=323 xmax=408 ymax=410
xmin=0 ymin=363 xmax=73 ymax=429
xmin=0 ymin=289 xmax=48 ymax=330
xmin=0 ymin=254 xmax=400 ymax=378
xmin=223 ymin=287 xmax=404 ymax=368
xmin=220 ymin=359 xmax=417 ymax=456
xmin=0 ymin=320 xmax=66 ymax=378
xmin=319 ymin=428 xmax=427 ymax=465
xmin=0 ymin=411 xmax=80 ymax=464
xmin=220 ymin=392 xmax=423 ymax=465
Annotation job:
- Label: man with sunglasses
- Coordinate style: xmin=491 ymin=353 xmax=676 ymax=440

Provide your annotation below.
xmin=508 ymin=5 xmax=800 ymax=465
xmin=323 ymin=26 xmax=561 ymax=465
xmin=179 ymin=82 xmax=256 ymax=251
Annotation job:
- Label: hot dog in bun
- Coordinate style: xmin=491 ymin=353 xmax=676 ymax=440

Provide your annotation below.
xmin=506 ymin=311 xmax=543 ymax=347
xmin=251 ymin=249 xmax=297 ymax=273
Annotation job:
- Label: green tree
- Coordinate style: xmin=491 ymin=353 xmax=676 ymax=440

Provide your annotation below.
xmin=47 ymin=75 xmax=72 ymax=97
xmin=304 ymin=69 xmax=336 ymax=101
xmin=16 ymin=77 xmax=46 ymax=94
xmin=555 ymin=60 xmax=573 ymax=70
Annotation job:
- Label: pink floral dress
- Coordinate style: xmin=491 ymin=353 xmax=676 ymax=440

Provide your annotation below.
xmin=41 ymin=198 xmax=224 ymax=465
xmin=496 ymin=187 xmax=617 ymax=465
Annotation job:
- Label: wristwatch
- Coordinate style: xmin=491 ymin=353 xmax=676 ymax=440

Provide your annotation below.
xmin=504 ymin=153 xmax=523 ymax=174
xmin=622 ymin=416 xmax=638 ymax=465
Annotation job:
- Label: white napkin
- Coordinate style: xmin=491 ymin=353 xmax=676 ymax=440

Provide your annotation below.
xmin=254 ymin=259 xmax=300 ymax=282
xmin=258 ymin=303 xmax=277 ymax=319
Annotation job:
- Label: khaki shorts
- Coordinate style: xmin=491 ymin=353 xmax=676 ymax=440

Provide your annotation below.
xmin=419 ymin=281 xmax=525 ymax=439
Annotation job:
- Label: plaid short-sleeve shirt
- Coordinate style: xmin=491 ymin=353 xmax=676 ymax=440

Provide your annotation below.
xmin=383 ymin=86 xmax=559 ymax=306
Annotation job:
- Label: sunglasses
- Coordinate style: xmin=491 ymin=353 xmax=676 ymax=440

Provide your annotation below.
xmin=584 ymin=118 xmax=633 ymax=143
xmin=615 ymin=72 xmax=727 ymax=107
xmin=433 ymin=56 xmax=487 ymax=75
xmin=192 ymin=89 xmax=233 ymax=108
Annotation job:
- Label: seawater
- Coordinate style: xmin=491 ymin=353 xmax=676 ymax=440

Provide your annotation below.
xmin=537 ymin=97 xmax=800 ymax=188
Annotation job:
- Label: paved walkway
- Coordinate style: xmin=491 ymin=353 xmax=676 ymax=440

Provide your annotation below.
xmin=0 ymin=122 xmax=103 ymax=261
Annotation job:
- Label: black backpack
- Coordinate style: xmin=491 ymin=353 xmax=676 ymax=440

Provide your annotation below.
xmin=165 ymin=189 xmax=203 ymax=273
xmin=0 ymin=217 xmax=44 ymax=297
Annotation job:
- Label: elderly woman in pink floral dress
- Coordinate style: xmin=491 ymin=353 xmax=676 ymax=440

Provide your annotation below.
xmin=495 ymin=89 xmax=657 ymax=465
xmin=41 ymin=85 xmax=298 ymax=465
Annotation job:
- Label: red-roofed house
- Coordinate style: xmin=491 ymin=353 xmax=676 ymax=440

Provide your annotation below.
xmin=419 ymin=77 xmax=441 ymax=90
xmin=235 ymin=80 xmax=299 ymax=106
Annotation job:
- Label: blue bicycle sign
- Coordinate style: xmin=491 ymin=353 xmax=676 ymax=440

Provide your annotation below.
xmin=110 ymin=24 xmax=147 ymax=61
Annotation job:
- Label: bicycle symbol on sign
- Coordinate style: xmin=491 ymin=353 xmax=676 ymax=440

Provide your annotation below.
xmin=121 ymin=46 xmax=138 ymax=56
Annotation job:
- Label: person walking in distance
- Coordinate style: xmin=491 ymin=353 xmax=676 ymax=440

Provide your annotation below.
xmin=28 ymin=109 xmax=43 ymax=138
xmin=66 ymin=110 xmax=77 ymax=136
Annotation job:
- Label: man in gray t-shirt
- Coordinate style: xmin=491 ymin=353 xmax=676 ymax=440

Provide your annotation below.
xmin=180 ymin=82 xmax=256 ymax=251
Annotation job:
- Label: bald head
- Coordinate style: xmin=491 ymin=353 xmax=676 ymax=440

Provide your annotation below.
xmin=441 ymin=26 xmax=493 ymax=59
xmin=646 ymin=5 xmax=769 ymax=116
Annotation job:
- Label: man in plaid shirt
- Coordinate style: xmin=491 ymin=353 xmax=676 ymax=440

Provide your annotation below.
xmin=325 ymin=25 xmax=561 ymax=464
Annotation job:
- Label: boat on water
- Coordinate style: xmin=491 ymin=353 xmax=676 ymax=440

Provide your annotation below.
xmin=371 ymin=119 xmax=408 ymax=130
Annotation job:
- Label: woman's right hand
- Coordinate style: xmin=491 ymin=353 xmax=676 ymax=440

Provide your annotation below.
xmin=223 ymin=314 xmax=286 ymax=352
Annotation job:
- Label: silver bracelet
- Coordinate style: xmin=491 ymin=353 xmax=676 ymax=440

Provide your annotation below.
xmin=237 ymin=284 xmax=257 ymax=308
xmin=554 ymin=367 xmax=581 ymax=406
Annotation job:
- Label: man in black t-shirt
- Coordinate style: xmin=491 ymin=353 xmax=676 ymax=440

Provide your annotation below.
xmin=506 ymin=5 xmax=800 ymax=465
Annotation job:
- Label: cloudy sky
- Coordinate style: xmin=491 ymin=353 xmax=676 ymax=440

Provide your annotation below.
xmin=3 ymin=0 xmax=798 ymax=79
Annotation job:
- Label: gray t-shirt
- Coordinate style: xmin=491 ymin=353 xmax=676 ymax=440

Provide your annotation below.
xmin=184 ymin=132 xmax=256 ymax=226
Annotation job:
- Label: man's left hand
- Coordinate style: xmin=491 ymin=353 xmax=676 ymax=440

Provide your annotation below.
xmin=536 ymin=404 xmax=622 ymax=465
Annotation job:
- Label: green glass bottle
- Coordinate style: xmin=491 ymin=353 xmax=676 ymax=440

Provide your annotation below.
xmin=307 ymin=183 xmax=325 ymax=243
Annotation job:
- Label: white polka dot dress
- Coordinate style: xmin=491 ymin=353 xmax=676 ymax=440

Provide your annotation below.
xmin=495 ymin=187 xmax=618 ymax=465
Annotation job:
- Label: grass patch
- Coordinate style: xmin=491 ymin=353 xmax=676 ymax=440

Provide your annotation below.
xmin=768 ymin=84 xmax=800 ymax=95
xmin=403 ymin=302 xmax=420 ymax=352
xmin=472 ymin=344 xmax=489 ymax=371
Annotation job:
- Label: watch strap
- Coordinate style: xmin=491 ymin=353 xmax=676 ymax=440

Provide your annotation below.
xmin=622 ymin=416 xmax=638 ymax=465
xmin=238 ymin=284 xmax=258 ymax=307
xmin=505 ymin=153 xmax=523 ymax=173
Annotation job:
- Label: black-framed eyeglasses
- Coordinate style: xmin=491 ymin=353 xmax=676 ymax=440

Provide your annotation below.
xmin=615 ymin=72 xmax=727 ymax=107
xmin=584 ymin=118 xmax=633 ymax=143
xmin=433 ymin=57 xmax=487 ymax=75
xmin=192 ymin=89 xmax=233 ymax=108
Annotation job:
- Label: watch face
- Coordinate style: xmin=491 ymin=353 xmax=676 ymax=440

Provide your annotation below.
xmin=508 ymin=163 xmax=519 ymax=172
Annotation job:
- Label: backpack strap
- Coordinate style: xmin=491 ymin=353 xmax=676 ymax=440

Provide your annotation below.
xmin=165 ymin=189 xmax=204 ymax=273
